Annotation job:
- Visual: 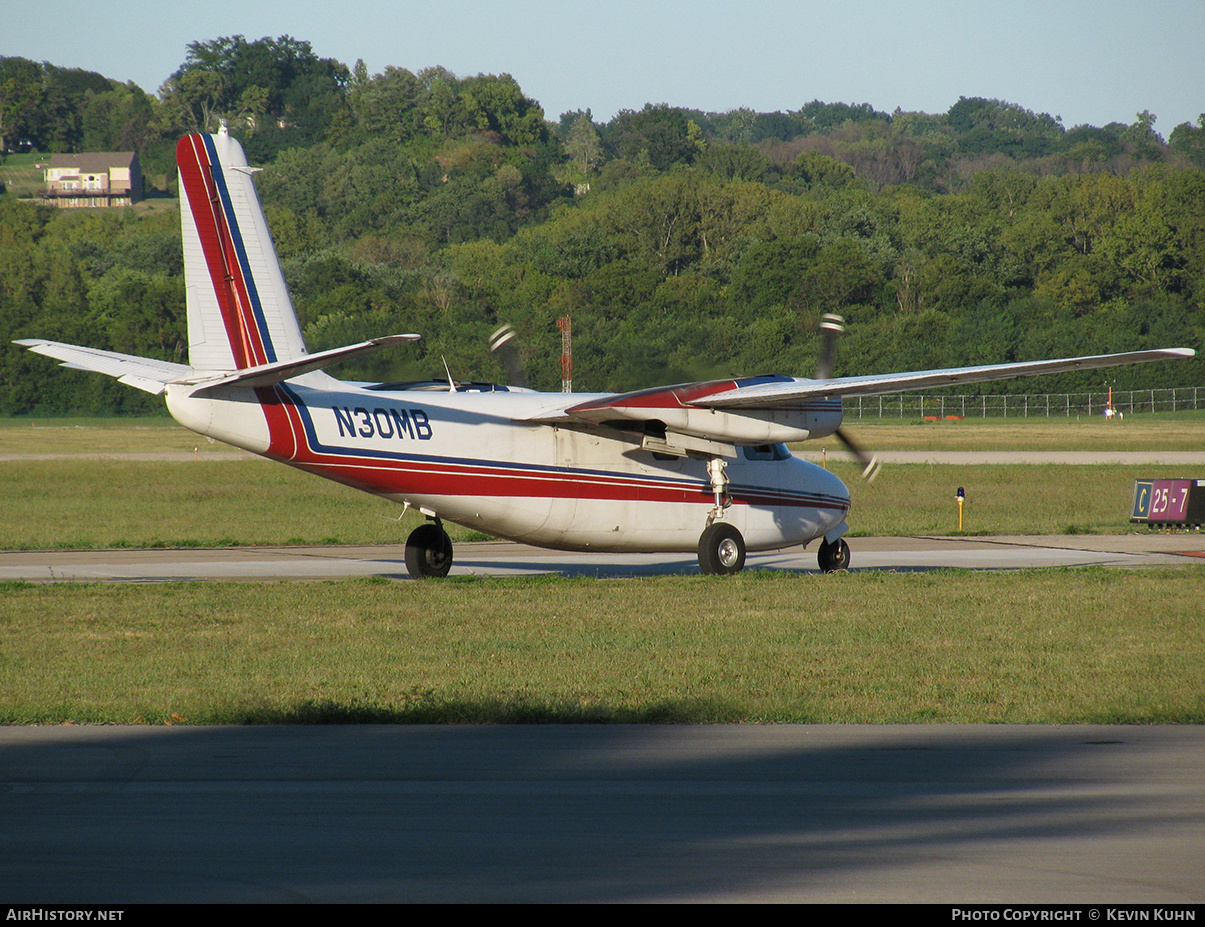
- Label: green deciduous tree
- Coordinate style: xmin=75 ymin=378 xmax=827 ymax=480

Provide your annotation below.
xmin=0 ymin=57 xmax=42 ymax=152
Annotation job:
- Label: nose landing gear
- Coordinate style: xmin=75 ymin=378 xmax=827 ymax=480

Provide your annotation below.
xmin=817 ymin=537 xmax=851 ymax=572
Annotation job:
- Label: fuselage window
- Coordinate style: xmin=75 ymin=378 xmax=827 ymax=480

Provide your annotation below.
xmin=742 ymin=443 xmax=790 ymax=461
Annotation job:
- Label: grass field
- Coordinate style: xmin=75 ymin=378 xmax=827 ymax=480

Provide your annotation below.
xmin=2 ymin=414 xmax=1201 ymax=726
xmin=0 ymin=415 xmax=230 ymax=456
xmin=0 ymin=454 xmax=1195 ymax=548
xmin=1 ymin=568 xmax=1201 ymax=725
xmin=0 ymin=151 xmax=47 ymax=198
xmin=841 ymin=410 xmax=1205 ymax=451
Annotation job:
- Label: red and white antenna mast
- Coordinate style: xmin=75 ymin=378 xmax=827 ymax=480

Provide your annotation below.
xmin=557 ymin=315 xmax=573 ymax=392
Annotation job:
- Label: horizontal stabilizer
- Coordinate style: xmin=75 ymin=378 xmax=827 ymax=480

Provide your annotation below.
xmin=17 ymin=333 xmax=420 ymax=395
xmin=188 ymin=334 xmax=421 ymax=392
xmin=15 ymin=340 xmax=194 ymax=395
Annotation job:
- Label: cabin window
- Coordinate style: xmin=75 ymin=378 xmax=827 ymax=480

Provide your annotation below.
xmin=742 ymin=443 xmax=790 ymax=461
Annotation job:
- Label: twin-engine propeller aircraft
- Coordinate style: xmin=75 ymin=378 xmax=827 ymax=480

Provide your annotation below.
xmin=17 ymin=129 xmax=1196 ymax=577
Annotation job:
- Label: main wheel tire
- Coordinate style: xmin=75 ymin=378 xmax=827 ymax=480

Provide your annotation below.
xmin=817 ymin=538 xmax=851 ymax=572
xmin=698 ymin=523 xmax=746 ymax=575
xmin=405 ymin=523 xmax=454 ymax=579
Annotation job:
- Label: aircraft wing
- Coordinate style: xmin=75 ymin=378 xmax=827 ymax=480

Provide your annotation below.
xmin=556 ymin=346 xmax=1196 ymax=456
xmin=14 ymin=339 xmax=196 ymax=395
xmin=567 ymin=348 xmax=1196 ymax=417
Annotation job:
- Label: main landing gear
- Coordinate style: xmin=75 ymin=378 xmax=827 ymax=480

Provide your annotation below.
xmin=405 ymin=520 xmax=453 ymax=579
xmin=696 ymin=455 xmax=747 ymax=575
xmin=698 ymin=522 xmax=746 ymax=575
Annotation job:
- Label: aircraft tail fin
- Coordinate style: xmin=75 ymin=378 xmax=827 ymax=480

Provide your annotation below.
xmin=177 ymin=127 xmax=307 ymax=372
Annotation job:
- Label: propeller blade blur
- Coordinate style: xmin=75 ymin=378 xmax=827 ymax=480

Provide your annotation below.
xmin=815 ymin=313 xmax=844 ymax=380
xmin=835 ymin=426 xmax=881 ymax=482
xmin=489 ymin=324 xmax=528 ymax=389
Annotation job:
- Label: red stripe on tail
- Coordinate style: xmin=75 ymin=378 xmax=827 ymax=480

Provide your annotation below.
xmin=176 ymin=135 xmax=270 ymax=370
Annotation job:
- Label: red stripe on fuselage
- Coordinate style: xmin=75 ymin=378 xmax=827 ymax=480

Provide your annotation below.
xmin=253 ymin=391 xmax=845 ymax=509
xmin=257 ymin=386 xmax=301 ymax=459
xmin=300 ymin=456 xmax=849 ymax=510
xmin=304 ymin=460 xmax=712 ymax=503
xmin=250 ymin=389 xmax=848 ymax=511
xmin=176 ymin=135 xmax=269 ymax=370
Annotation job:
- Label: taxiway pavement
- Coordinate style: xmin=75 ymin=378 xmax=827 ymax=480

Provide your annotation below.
xmin=0 ymin=533 xmax=1202 ymax=582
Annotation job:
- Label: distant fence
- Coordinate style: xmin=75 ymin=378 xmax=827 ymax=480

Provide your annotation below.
xmin=848 ymin=387 xmax=1204 ymax=420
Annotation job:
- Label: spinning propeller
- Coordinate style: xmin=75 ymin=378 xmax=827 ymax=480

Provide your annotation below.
xmin=816 ymin=314 xmax=881 ymax=482
xmin=489 ymin=324 xmax=528 ymax=389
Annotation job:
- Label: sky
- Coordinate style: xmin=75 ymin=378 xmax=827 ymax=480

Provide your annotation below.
xmin=8 ymin=0 xmax=1204 ymax=135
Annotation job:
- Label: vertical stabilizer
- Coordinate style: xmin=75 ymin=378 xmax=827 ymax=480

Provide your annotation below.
xmin=177 ymin=128 xmax=307 ymax=371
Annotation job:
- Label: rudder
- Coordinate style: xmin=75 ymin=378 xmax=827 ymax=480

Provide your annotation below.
xmin=177 ymin=128 xmax=307 ymax=372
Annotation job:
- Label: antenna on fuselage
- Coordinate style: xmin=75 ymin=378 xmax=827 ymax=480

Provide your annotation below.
xmin=441 ymin=356 xmax=456 ymax=392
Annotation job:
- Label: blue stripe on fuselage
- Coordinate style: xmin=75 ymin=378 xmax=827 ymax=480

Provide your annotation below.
xmin=274 ymin=384 xmax=847 ymax=508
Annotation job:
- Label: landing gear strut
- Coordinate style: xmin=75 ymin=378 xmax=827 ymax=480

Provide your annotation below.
xmin=817 ymin=538 xmax=850 ymax=572
xmin=697 ymin=455 xmax=745 ymax=575
xmin=405 ymin=521 xmax=453 ymax=579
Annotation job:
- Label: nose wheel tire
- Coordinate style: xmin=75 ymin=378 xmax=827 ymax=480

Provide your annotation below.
xmin=817 ymin=538 xmax=850 ymax=572
xmin=698 ymin=523 xmax=746 ymax=575
xmin=405 ymin=523 xmax=454 ymax=579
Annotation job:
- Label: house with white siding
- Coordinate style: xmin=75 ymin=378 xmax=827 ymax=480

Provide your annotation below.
xmin=42 ymin=152 xmax=143 ymax=207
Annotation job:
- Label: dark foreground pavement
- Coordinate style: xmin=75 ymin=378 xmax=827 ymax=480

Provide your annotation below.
xmin=1 ymin=724 xmax=1201 ymax=903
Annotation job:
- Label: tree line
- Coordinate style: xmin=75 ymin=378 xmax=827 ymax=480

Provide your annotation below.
xmin=1 ymin=36 xmax=1202 ymax=413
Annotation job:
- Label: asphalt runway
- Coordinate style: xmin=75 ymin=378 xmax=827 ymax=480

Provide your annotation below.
xmin=1 ymin=724 xmax=1201 ymax=903
xmin=1 ymin=533 xmax=1202 ymax=582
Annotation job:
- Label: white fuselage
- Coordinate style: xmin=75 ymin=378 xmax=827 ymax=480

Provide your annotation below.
xmin=166 ymin=376 xmax=852 ymax=553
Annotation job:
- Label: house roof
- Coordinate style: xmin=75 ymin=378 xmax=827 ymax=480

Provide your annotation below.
xmin=46 ymin=152 xmax=138 ymax=173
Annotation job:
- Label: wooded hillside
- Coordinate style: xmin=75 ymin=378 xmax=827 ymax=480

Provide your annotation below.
xmin=2 ymin=37 xmax=1202 ymax=412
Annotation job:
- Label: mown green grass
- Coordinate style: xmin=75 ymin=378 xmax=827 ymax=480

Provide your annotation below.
xmin=0 ymin=151 xmax=48 ymax=198
xmin=1 ymin=569 xmax=1201 ymax=725
xmin=840 ymin=463 xmax=1181 ymax=536
xmin=3 ymin=410 xmax=1203 ymax=453
xmin=843 ymin=410 xmax=1205 ymax=451
xmin=0 ymin=458 xmax=1189 ymax=548
xmin=0 ymin=414 xmax=231 ymax=456
xmin=0 ymin=459 xmax=426 ymax=549
xmin=3 ymin=418 xmax=1200 ymax=727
